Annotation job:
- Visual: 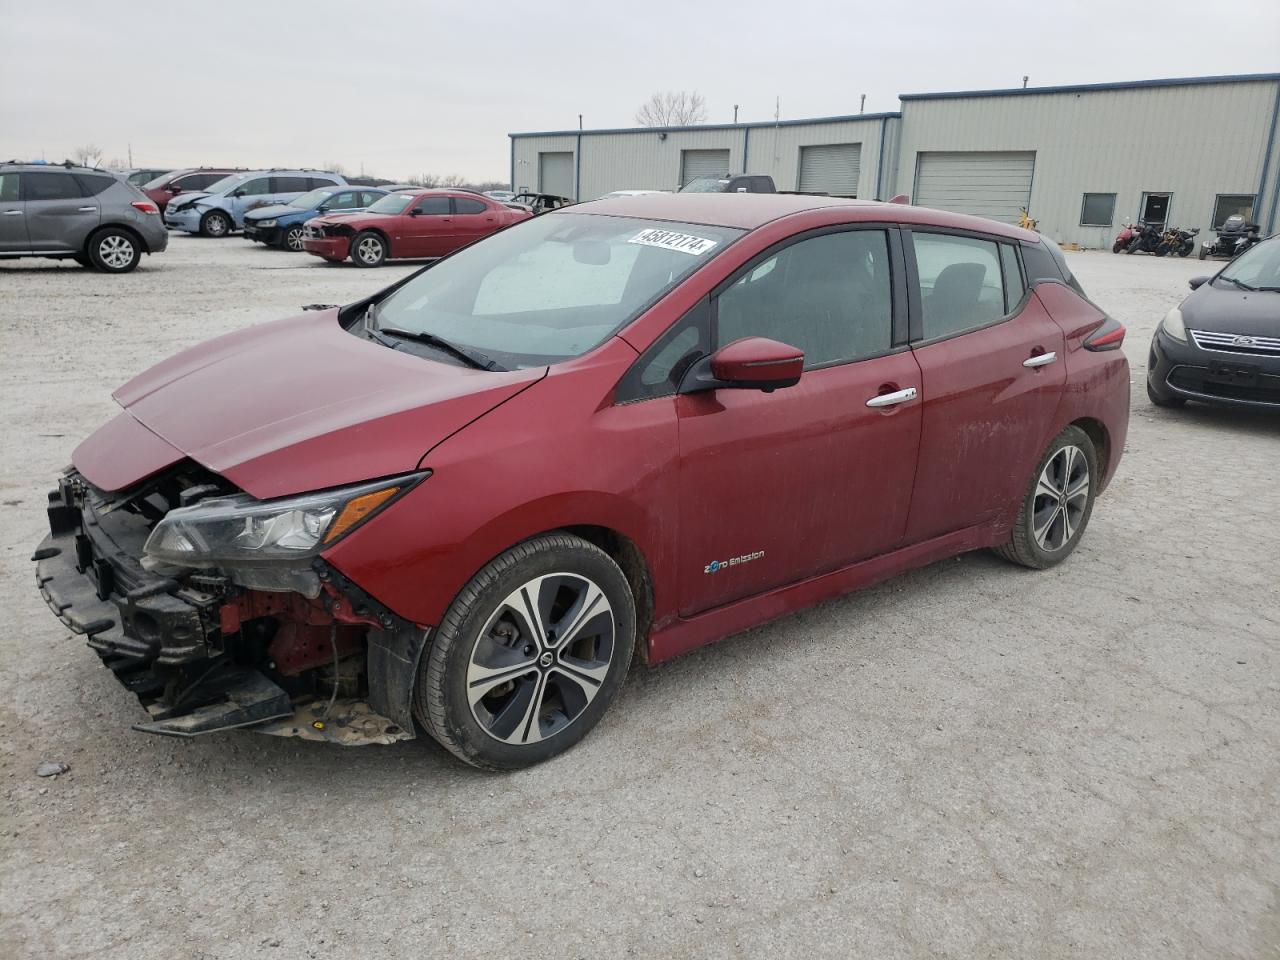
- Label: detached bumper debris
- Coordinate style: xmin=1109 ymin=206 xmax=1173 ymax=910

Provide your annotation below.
xmin=36 ymin=762 xmax=70 ymax=778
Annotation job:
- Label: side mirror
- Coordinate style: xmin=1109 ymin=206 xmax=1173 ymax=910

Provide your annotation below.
xmin=231 ymin=189 xmax=246 ymax=197
xmin=686 ymin=337 xmax=804 ymax=393
xmin=1189 ymin=276 xmax=1210 ymax=290
xmin=408 ymin=207 xmax=422 ymax=216
xmin=316 ymin=204 xmax=330 ymax=213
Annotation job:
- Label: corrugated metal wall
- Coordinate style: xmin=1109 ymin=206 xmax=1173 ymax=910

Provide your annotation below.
xmin=893 ymin=79 xmax=1280 ymax=247
xmin=510 ymin=134 xmax=577 ymax=196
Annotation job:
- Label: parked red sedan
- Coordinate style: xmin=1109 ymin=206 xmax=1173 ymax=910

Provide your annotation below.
xmin=301 ymin=189 xmax=530 ymax=266
xmin=33 ymin=194 xmax=1128 ymax=769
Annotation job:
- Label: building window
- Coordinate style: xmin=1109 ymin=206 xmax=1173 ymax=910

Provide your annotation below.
xmin=1080 ymin=193 xmax=1116 ymax=227
xmin=1212 ymin=195 xmax=1256 ymax=229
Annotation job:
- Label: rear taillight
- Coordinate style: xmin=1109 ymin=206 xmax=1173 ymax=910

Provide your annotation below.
xmin=132 ymin=200 xmax=160 ymax=215
xmin=1084 ymin=317 xmax=1126 ymax=351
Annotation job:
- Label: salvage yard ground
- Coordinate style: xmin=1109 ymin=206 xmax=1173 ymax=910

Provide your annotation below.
xmin=1 ymin=236 xmax=1277 ymax=959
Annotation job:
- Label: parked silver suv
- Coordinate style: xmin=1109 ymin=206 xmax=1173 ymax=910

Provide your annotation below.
xmin=0 ymin=162 xmax=169 ymax=273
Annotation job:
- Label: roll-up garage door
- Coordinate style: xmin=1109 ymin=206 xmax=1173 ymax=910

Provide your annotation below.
xmin=913 ymin=151 xmax=1035 ymax=224
xmin=680 ymin=149 xmax=731 ymax=186
xmin=538 ymin=152 xmax=574 ymax=198
xmin=797 ymin=143 xmax=860 ymax=196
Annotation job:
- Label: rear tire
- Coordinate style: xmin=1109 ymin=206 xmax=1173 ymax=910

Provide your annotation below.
xmin=200 ymin=210 xmax=231 ymax=238
xmin=994 ymin=426 xmax=1097 ymax=571
xmin=415 ymin=533 xmax=636 ymax=770
xmin=351 ymin=231 xmax=386 ymax=267
xmin=87 ymin=228 xmax=141 ymax=273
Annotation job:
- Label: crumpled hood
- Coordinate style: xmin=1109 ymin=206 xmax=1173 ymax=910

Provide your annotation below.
xmin=1184 ymin=283 xmax=1280 ymax=337
xmin=75 ymin=311 xmax=544 ymax=498
xmin=310 ymin=212 xmax=389 ymax=231
xmin=166 ymin=191 xmax=213 ymax=212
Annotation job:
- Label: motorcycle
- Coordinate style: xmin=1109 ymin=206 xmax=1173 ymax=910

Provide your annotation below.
xmin=1125 ymin=222 xmax=1165 ymax=255
xmin=1168 ymin=226 xmax=1199 ymax=258
xmin=1112 ymin=219 xmax=1140 ymax=254
xmin=1199 ymin=214 xmax=1262 ymax=260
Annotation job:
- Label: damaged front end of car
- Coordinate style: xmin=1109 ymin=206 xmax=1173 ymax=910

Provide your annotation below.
xmin=33 ymin=465 xmax=430 ymax=746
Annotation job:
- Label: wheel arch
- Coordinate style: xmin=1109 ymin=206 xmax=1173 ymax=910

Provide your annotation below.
xmin=1068 ymin=416 xmax=1109 ymax=482
xmin=85 ymin=222 xmax=148 ymax=254
xmin=352 ymin=226 xmax=392 ymax=256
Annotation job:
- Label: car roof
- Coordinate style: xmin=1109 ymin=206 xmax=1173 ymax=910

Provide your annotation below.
xmin=565 ymin=193 xmax=1040 ymax=240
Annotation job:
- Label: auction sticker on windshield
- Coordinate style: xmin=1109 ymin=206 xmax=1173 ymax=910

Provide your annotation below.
xmin=628 ymin=228 xmax=718 ymax=256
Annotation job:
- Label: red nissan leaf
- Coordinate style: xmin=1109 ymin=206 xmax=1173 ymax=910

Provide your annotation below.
xmin=34 ymin=194 xmax=1129 ymax=769
xmin=301 ymin=188 xmax=531 ymax=266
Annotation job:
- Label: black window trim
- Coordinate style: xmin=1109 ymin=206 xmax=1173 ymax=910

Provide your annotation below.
xmin=451 ymin=196 xmax=489 ymax=215
xmin=902 ymin=226 xmax=1031 ymax=346
xmin=414 ymin=195 xmax=452 ymax=215
xmin=1079 ymin=192 xmax=1117 ymax=228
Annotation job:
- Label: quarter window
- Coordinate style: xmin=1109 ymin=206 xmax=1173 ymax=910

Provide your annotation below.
xmin=1212 ymin=194 xmax=1256 ymax=229
xmin=999 ymin=243 xmax=1025 ymax=309
xmin=414 ymin=197 xmax=451 ymax=215
xmin=306 ymin=176 xmax=340 ymax=190
xmin=1080 ymin=192 xmax=1116 ymax=227
xmin=454 ymin=197 xmax=487 ymax=214
xmin=911 ymin=232 xmax=1005 ymax=340
xmin=272 ymin=176 xmax=309 ymax=193
xmin=716 ymin=229 xmax=893 ymax=368
xmin=23 ymin=172 xmax=84 ymax=201
xmin=75 ymin=174 xmax=115 ymax=196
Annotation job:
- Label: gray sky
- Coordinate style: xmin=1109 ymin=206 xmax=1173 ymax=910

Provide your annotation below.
xmin=3 ymin=0 xmax=1278 ymax=184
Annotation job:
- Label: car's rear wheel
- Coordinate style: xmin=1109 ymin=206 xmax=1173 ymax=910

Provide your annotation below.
xmin=995 ymin=426 xmax=1097 ymax=570
xmin=87 ymin=228 xmax=141 ymax=273
xmin=351 ymin=231 xmax=386 ymax=267
xmin=200 ymin=211 xmax=231 ymax=238
xmin=415 ymin=533 xmax=635 ymax=770
xmin=283 ymin=226 xmax=305 ymax=251
xmin=1146 ymin=377 xmax=1186 ymax=409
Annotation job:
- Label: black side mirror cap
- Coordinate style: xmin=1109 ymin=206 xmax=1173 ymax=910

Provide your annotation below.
xmin=1189 ymin=276 xmax=1210 ymax=290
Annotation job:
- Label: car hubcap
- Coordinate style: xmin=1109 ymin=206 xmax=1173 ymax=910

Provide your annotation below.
xmin=467 ymin=573 xmax=615 ymax=745
xmin=208 ymin=215 xmax=227 ymax=236
xmin=99 ymin=235 xmax=134 ymax=269
xmin=1032 ymin=445 xmax=1089 ymax=552
xmin=357 ymin=237 xmax=382 ymax=263
xmin=286 ymin=228 xmax=303 ymax=251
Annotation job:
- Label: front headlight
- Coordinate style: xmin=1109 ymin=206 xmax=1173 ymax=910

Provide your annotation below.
xmin=257 ymin=218 xmax=278 ymax=228
xmin=1161 ymin=307 xmax=1187 ymax=342
xmin=143 ymin=473 xmax=424 ymax=568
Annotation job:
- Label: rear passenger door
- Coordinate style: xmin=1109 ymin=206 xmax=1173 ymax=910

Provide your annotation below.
xmin=0 ymin=173 xmax=26 ymax=252
xmin=23 ymin=171 xmax=99 ymax=251
xmin=447 ymin=195 xmax=498 ymax=251
xmin=902 ymin=230 xmax=1065 ymax=543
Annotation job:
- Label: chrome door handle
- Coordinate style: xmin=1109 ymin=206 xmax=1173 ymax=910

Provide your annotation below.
xmin=2 ymin=210 xmax=22 ymax=216
xmin=866 ymin=387 xmax=918 ymax=408
xmin=1023 ymin=352 xmax=1057 ymax=368
xmin=77 ymin=206 xmax=98 ymax=212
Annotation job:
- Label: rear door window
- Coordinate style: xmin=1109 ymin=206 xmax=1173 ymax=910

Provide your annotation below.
xmin=360 ymin=191 xmax=382 ymax=207
xmin=0 ymin=173 xmax=21 ymax=202
xmin=910 ymin=232 xmax=1006 ymax=341
xmin=454 ymin=197 xmax=487 ymax=214
xmin=23 ymin=172 xmax=85 ymax=201
xmin=327 ymin=191 xmax=360 ymax=210
xmin=307 ymin=176 xmax=341 ymax=190
xmin=272 ymin=176 xmax=309 ymax=193
xmin=177 ymin=173 xmax=219 ymax=191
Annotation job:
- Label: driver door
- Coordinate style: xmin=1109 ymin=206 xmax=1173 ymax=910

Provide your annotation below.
xmin=675 ymin=227 xmax=923 ymax=616
xmin=402 ymin=196 xmax=453 ymax=258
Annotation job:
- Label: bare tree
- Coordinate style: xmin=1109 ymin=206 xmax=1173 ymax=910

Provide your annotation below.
xmin=635 ymin=91 xmax=708 ymax=127
xmin=322 ymin=161 xmax=349 ymax=176
xmin=406 ymin=173 xmax=468 ymax=188
xmin=71 ymin=144 xmax=104 ymax=167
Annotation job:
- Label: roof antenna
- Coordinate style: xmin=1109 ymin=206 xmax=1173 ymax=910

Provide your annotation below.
xmin=859 ymin=94 xmax=866 ymax=114
xmin=1022 ymin=75 xmax=1029 ymax=89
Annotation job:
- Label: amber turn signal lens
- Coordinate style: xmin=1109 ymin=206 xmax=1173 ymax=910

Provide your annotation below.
xmin=323 ymin=487 xmax=400 ymax=543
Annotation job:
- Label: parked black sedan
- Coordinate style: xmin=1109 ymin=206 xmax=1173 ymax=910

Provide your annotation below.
xmin=1148 ymin=235 xmax=1280 ymax=410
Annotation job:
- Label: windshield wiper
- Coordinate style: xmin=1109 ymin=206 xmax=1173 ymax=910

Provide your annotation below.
xmin=1220 ymin=276 xmax=1256 ymax=291
xmin=378 ymin=327 xmax=507 ymax=371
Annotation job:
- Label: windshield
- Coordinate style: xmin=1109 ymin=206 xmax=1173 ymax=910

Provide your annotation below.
xmin=142 ymin=170 xmax=183 ymax=190
xmin=1218 ymin=237 xmax=1280 ymax=290
xmin=290 ymin=188 xmax=337 ymax=209
xmin=680 ymin=177 xmax=730 ymax=193
xmin=201 ymin=174 xmax=247 ymax=195
xmin=367 ymin=193 xmax=415 ymax=214
xmin=372 ymin=213 xmax=744 ymax=368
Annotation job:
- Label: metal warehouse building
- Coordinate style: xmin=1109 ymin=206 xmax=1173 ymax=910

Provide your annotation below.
xmin=510 ymin=72 xmax=1280 ymax=247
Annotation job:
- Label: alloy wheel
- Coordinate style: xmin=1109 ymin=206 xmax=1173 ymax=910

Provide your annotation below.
xmin=466 ymin=572 xmax=615 ymax=745
xmin=356 ymin=237 xmax=383 ymax=264
xmin=1032 ymin=445 xmax=1090 ymax=552
xmin=285 ymin=227 xmax=305 ymax=251
xmin=98 ymin=235 xmax=135 ymax=270
xmin=205 ymin=214 xmax=228 ymax=237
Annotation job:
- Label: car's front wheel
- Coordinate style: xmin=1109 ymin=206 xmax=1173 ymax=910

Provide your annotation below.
xmin=416 ymin=534 xmax=636 ymax=770
xmin=87 ymin=228 xmax=141 ymax=273
xmin=995 ymin=426 xmax=1098 ymax=570
xmin=200 ymin=211 xmax=231 ymax=238
xmin=283 ymin=226 xmax=305 ymax=251
xmin=351 ymin=231 xmax=387 ymax=267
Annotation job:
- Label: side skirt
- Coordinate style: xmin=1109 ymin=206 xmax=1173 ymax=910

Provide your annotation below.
xmin=648 ymin=523 xmax=1003 ymax=664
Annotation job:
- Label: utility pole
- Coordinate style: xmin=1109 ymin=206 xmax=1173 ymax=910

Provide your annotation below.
xmin=578 ymin=114 xmax=583 ymax=130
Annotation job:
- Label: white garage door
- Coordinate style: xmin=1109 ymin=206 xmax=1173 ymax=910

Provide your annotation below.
xmin=914 ymin=151 xmax=1035 ymax=224
xmin=538 ymin=152 xmax=574 ymax=198
xmin=797 ymin=143 xmax=861 ymax=196
xmin=680 ymin=149 xmax=731 ymax=187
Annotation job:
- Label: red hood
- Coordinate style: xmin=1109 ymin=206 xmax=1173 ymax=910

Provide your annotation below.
xmin=310 ymin=212 xmax=394 ymax=230
xmin=74 ymin=311 xmax=544 ymax=498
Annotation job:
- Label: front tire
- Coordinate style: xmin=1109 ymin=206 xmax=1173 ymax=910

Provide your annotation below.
xmin=200 ymin=210 xmax=231 ymax=238
xmin=351 ymin=231 xmax=387 ymax=267
xmin=87 ymin=228 xmax=141 ymax=273
xmin=283 ymin=225 xmax=305 ymax=251
xmin=1111 ymin=240 xmax=1125 ymax=254
xmin=415 ymin=534 xmax=636 ymax=770
xmin=994 ymin=426 xmax=1097 ymax=570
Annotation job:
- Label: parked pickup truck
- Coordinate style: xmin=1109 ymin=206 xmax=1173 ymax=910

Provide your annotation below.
xmin=680 ymin=174 xmax=777 ymax=194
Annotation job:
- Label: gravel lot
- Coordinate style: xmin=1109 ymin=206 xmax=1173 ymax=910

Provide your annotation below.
xmin=1 ymin=235 xmax=1277 ymax=959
